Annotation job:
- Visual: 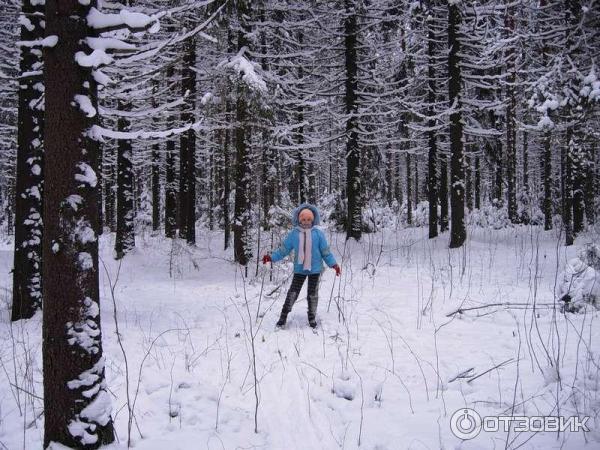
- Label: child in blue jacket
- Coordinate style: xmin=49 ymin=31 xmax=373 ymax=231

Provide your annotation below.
xmin=262 ymin=204 xmax=341 ymax=328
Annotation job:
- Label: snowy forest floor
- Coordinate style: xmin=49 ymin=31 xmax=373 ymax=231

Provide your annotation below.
xmin=0 ymin=225 xmax=599 ymax=449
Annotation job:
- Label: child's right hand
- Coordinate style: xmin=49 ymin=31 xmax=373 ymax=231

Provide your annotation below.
xmin=262 ymin=254 xmax=272 ymax=264
xmin=333 ymin=264 xmax=341 ymax=276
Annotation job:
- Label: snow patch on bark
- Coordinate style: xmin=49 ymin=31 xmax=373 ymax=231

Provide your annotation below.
xmin=75 ymin=162 xmax=97 ymax=188
xmin=74 ymin=95 xmax=96 ymax=118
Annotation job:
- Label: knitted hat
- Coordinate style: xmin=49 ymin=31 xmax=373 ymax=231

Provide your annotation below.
xmin=299 ymin=208 xmax=314 ymax=222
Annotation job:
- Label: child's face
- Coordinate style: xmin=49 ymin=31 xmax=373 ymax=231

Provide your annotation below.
xmin=300 ymin=216 xmax=313 ymax=228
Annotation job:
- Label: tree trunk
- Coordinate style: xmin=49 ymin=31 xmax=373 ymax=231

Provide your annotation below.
xmin=151 ymin=83 xmax=160 ymax=232
xmin=115 ymin=102 xmax=135 ymax=259
xmin=440 ymin=154 xmax=449 ymax=232
xmin=505 ymin=9 xmax=518 ymax=223
xmin=223 ymin=118 xmax=231 ymax=250
xmin=563 ymin=131 xmax=574 ymax=245
xmin=474 ymin=156 xmax=481 ymax=210
xmin=164 ymin=69 xmax=177 ymax=238
xmin=232 ymin=3 xmax=252 ymax=265
xmin=428 ymin=143 xmax=438 ymax=237
xmin=233 ymin=89 xmax=250 ymax=265
xmin=406 ymin=153 xmax=413 ymax=226
xmin=385 ymin=150 xmax=394 ymax=207
xmin=394 ymin=152 xmax=403 ymax=205
xmin=179 ymin=37 xmax=197 ymax=244
xmin=542 ymin=130 xmax=552 ymax=230
xmin=12 ymin=0 xmax=45 ymax=320
xmin=43 ymin=0 xmax=115 ymax=445
xmin=448 ymin=2 xmax=466 ymax=248
xmin=344 ymin=1 xmax=362 ymax=240
xmin=584 ymin=141 xmax=596 ymax=225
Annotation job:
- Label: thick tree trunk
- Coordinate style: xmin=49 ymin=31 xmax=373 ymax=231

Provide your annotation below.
xmin=385 ymin=150 xmax=394 ymax=206
xmin=474 ymin=156 xmax=481 ymax=210
xmin=490 ymin=116 xmax=503 ymax=205
xmin=440 ymin=154 xmax=449 ymax=232
xmin=542 ymin=131 xmax=552 ymax=230
xmin=394 ymin=152 xmax=403 ymax=206
xmin=584 ymin=141 xmax=596 ymax=225
xmin=233 ymin=90 xmax=250 ymax=265
xmin=344 ymin=1 xmax=362 ymax=240
xmin=428 ymin=143 xmax=438 ymax=237
xmin=505 ymin=10 xmax=518 ymax=223
xmin=223 ymin=120 xmax=231 ymax=249
xmin=572 ymin=144 xmax=585 ymax=235
xmin=406 ymin=153 xmax=413 ymax=226
xmin=448 ymin=2 xmax=466 ymax=248
xmin=12 ymin=0 xmax=45 ymax=320
xmin=151 ymin=83 xmax=160 ymax=232
xmin=465 ymin=155 xmax=473 ymax=211
xmin=179 ymin=37 xmax=197 ymax=244
xmin=232 ymin=6 xmax=251 ymax=265
xmin=563 ymin=131 xmax=574 ymax=245
xmin=103 ymin=147 xmax=116 ymax=232
xmin=522 ymin=131 xmax=529 ymax=195
xmin=164 ymin=69 xmax=177 ymax=238
xmin=43 ymin=0 xmax=115 ymax=446
xmin=414 ymin=155 xmax=419 ymax=206
xmin=115 ymin=103 xmax=135 ymax=259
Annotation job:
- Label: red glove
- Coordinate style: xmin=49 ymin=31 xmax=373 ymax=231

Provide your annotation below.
xmin=262 ymin=254 xmax=272 ymax=265
xmin=333 ymin=264 xmax=341 ymax=276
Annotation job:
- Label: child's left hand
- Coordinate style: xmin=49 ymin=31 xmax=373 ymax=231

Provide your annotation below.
xmin=333 ymin=264 xmax=341 ymax=276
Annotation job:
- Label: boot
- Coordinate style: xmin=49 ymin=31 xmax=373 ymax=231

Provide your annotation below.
xmin=276 ymin=311 xmax=288 ymax=327
xmin=307 ymin=293 xmax=318 ymax=328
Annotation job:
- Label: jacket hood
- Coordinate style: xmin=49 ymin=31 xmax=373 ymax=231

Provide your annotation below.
xmin=291 ymin=203 xmax=321 ymax=226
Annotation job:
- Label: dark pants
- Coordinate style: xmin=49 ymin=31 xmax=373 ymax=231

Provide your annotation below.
xmin=281 ymin=273 xmax=320 ymax=321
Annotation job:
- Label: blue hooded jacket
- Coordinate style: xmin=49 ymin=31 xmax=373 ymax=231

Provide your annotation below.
xmin=270 ymin=203 xmax=337 ymax=274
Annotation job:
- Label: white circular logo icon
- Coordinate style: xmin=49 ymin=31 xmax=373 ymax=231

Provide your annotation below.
xmin=450 ymin=408 xmax=482 ymax=440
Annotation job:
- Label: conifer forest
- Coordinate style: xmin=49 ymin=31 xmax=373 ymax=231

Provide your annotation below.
xmin=0 ymin=0 xmax=599 ymax=449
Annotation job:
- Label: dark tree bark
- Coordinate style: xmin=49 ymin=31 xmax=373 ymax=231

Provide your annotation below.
xmin=439 ymin=154 xmax=449 ymax=232
xmin=522 ymin=131 xmax=529 ymax=194
xmin=584 ymin=141 xmax=596 ymax=225
xmin=43 ymin=0 xmax=115 ymax=446
xmin=521 ymin=130 xmax=529 ymax=223
xmin=233 ymin=89 xmax=250 ymax=265
xmin=505 ymin=9 xmax=518 ymax=223
xmin=151 ymin=83 xmax=160 ymax=232
xmin=572 ymin=147 xmax=585 ymax=234
xmin=414 ymin=155 xmax=419 ymax=206
xmin=426 ymin=7 xmax=438 ymax=239
xmin=562 ymin=0 xmax=582 ymax=244
xmin=465 ymin=155 xmax=473 ymax=211
xmin=223 ymin=118 xmax=231 ymax=249
xmin=385 ymin=150 xmax=394 ymax=206
xmin=490 ymin=116 xmax=503 ymax=205
xmin=474 ymin=156 xmax=481 ymax=210
xmin=115 ymin=102 xmax=135 ymax=259
xmin=394 ymin=152 xmax=403 ymax=206
xmin=103 ymin=147 xmax=116 ymax=232
xmin=448 ymin=2 xmax=466 ymax=248
xmin=406 ymin=153 xmax=413 ymax=226
xmin=164 ymin=67 xmax=177 ymax=238
xmin=179 ymin=37 xmax=197 ymax=244
xmin=12 ymin=0 xmax=45 ymax=320
xmin=344 ymin=0 xmax=362 ymax=240
xmin=233 ymin=5 xmax=251 ymax=265
xmin=563 ymin=131 xmax=574 ymax=245
xmin=543 ymin=130 xmax=552 ymax=230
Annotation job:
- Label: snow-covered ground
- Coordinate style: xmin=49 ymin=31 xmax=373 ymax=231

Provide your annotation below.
xmin=0 ymin=225 xmax=598 ymax=449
